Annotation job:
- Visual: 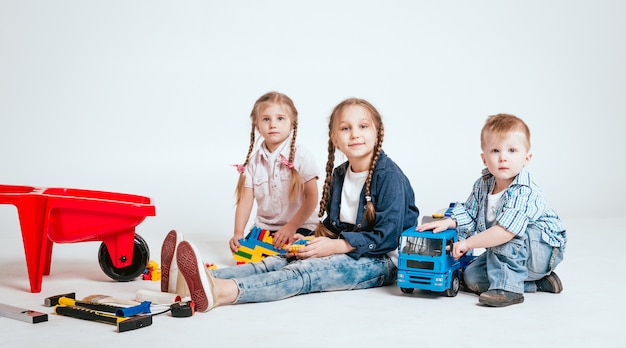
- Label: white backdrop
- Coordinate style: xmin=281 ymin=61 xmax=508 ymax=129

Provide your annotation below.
xmin=1 ymin=1 xmax=624 ymax=241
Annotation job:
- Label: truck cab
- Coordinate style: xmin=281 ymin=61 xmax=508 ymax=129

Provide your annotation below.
xmin=397 ymin=227 xmax=474 ymax=297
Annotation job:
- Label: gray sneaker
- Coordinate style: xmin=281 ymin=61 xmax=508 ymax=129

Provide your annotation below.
xmin=479 ymin=289 xmax=524 ymax=307
xmin=536 ymin=272 xmax=563 ymax=293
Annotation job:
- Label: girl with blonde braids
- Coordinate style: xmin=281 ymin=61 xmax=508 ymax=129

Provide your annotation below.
xmin=160 ymin=91 xmax=318 ymax=296
xmin=167 ymin=97 xmax=420 ymax=312
xmin=229 ymin=91 xmax=320 ymax=251
xmin=312 ymin=98 xmax=419 ymax=262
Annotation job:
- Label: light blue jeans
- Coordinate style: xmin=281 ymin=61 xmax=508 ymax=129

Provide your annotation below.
xmin=210 ymin=254 xmax=397 ymax=303
xmin=463 ymin=226 xmax=565 ymax=294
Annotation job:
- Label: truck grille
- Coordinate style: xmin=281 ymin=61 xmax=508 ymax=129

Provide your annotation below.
xmin=406 ymin=260 xmax=434 ymax=270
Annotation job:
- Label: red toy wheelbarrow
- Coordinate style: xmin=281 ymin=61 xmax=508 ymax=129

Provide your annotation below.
xmin=0 ymin=184 xmax=156 ymax=293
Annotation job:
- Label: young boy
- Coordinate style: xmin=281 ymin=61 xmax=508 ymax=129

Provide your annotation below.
xmin=418 ymin=113 xmax=567 ymax=307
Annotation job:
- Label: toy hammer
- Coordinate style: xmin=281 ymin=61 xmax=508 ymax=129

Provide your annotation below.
xmin=53 ymin=306 xmax=152 ymax=333
xmin=44 ymin=293 xmax=151 ymax=317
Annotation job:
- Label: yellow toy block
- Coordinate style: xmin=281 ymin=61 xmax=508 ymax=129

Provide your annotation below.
xmin=151 ymin=269 xmax=161 ymax=281
xmin=147 ymin=260 xmax=159 ymax=271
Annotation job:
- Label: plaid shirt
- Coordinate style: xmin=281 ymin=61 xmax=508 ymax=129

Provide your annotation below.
xmin=451 ymin=167 xmax=566 ymax=248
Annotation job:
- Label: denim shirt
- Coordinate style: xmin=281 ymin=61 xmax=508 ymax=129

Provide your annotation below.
xmin=451 ymin=167 xmax=566 ymax=248
xmin=321 ymin=151 xmax=420 ymax=259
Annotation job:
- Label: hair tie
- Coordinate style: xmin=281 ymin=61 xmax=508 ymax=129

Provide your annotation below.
xmin=232 ymin=164 xmax=246 ymax=174
xmin=365 ymin=196 xmax=372 ymax=202
xmin=279 ymin=155 xmax=295 ymax=169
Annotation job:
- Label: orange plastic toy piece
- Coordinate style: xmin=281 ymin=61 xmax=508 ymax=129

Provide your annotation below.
xmin=0 ymin=184 xmax=156 ymax=293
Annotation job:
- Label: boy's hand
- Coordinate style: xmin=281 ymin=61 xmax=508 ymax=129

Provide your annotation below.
xmin=416 ymin=218 xmax=456 ymax=233
xmin=451 ymin=240 xmax=469 ymax=260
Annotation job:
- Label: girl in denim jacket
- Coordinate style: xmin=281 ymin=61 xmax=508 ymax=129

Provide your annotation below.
xmin=169 ymin=98 xmax=419 ymax=312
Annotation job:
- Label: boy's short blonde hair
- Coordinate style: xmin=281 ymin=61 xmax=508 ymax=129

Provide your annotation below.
xmin=481 ymin=113 xmax=531 ymax=150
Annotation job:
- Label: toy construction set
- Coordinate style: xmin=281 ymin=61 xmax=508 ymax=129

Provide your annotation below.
xmin=233 ymin=226 xmax=311 ymax=264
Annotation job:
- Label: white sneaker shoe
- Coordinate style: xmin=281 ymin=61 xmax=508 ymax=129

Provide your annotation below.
xmin=160 ymin=230 xmax=183 ymax=293
xmin=176 ymin=241 xmax=217 ymax=312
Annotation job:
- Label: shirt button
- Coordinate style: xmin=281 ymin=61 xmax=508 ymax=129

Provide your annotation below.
xmin=368 ymin=244 xmax=374 ymax=249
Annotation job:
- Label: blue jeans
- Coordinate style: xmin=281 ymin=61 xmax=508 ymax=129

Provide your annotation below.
xmin=210 ymin=254 xmax=397 ymax=303
xmin=463 ymin=226 xmax=565 ymax=294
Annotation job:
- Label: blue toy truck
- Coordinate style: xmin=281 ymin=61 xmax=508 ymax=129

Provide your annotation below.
xmin=397 ymin=226 xmax=475 ymax=297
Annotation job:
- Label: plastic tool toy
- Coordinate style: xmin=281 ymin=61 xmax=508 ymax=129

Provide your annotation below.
xmin=0 ymin=302 xmax=48 ymax=324
xmin=53 ymin=305 xmax=152 ymax=333
xmin=0 ymin=184 xmax=156 ymax=293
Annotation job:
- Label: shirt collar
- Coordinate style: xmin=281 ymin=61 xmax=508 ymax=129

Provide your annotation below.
xmin=258 ymin=137 xmax=292 ymax=162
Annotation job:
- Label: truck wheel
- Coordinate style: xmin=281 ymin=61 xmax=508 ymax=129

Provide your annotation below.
xmin=446 ymin=270 xmax=460 ymax=297
xmin=400 ymin=287 xmax=414 ymax=294
xmin=98 ymin=234 xmax=150 ymax=282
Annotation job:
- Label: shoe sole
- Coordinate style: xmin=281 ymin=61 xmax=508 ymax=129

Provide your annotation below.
xmin=176 ymin=241 xmax=216 ymax=312
xmin=479 ymin=294 xmax=524 ymax=307
xmin=546 ymin=273 xmax=563 ymax=293
xmin=160 ymin=230 xmax=181 ymax=293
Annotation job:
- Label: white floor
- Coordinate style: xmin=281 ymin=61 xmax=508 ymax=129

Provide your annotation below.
xmin=1 ymin=215 xmax=623 ymax=347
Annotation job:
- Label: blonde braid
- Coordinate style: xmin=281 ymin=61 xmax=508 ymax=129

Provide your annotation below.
xmin=363 ymin=123 xmax=384 ymax=227
xmin=287 ymin=121 xmax=303 ymax=201
xmin=235 ymin=124 xmax=256 ymax=204
xmin=314 ymin=129 xmax=337 ymax=238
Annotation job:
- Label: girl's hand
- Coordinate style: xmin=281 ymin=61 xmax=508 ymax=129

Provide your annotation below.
xmin=229 ymin=235 xmax=243 ymax=254
xmin=416 ymin=218 xmax=456 ymax=233
xmin=283 ymin=234 xmax=309 ymax=257
xmin=272 ymin=225 xmax=296 ymax=249
xmin=294 ymin=237 xmax=353 ymax=259
xmin=289 ymin=233 xmax=305 ymax=244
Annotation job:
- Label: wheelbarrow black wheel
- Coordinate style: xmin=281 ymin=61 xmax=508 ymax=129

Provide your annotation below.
xmin=98 ymin=234 xmax=150 ymax=282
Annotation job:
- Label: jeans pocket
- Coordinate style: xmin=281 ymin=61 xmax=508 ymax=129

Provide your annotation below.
xmin=492 ymin=237 xmax=524 ymax=259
